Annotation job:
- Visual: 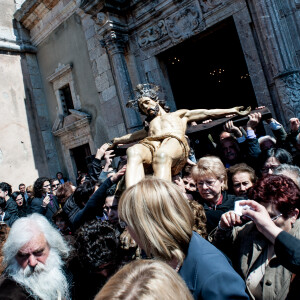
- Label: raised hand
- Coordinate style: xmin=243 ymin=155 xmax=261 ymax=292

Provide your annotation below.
xmin=223 ymin=120 xmax=243 ymax=138
xmin=111 ymin=165 xmax=127 ymax=182
xmin=247 ymin=112 xmax=262 ymax=130
xmin=42 ymin=195 xmax=50 ymax=207
xmin=95 ymin=143 xmax=111 ymax=159
xmin=219 ymin=210 xmax=242 ymax=229
xmin=290 ymin=118 xmax=300 ymax=132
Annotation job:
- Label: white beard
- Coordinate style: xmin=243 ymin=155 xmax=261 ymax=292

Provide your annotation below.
xmin=6 ymin=249 xmax=69 ymax=300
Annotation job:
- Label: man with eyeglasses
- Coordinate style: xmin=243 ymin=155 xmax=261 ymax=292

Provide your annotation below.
xmin=30 ymin=177 xmax=59 ymax=223
xmin=50 ymin=179 xmax=61 ymax=196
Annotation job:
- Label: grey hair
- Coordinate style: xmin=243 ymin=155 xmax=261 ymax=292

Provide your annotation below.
xmin=258 ymin=135 xmax=276 ymax=146
xmin=274 ymin=164 xmax=300 ymax=187
xmin=3 ymin=213 xmax=71 ymax=266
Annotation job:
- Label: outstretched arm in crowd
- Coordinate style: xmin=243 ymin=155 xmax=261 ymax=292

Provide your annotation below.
xmin=87 ymin=143 xmax=112 ymax=181
xmin=265 ymin=117 xmax=287 ymax=148
xmin=72 ymin=166 xmax=126 ymax=230
xmin=240 ymin=200 xmax=300 ymax=274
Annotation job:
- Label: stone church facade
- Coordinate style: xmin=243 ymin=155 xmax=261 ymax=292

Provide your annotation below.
xmin=1 ymin=0 xmax=300 ymax=186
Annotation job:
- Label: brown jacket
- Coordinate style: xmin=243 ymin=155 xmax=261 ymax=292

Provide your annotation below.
xmin=214 ymin=219 xmax=300 ymax=299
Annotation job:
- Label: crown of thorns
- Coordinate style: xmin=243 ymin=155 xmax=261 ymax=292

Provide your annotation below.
xmin=126 ymin=83 xmax=160 ymax=110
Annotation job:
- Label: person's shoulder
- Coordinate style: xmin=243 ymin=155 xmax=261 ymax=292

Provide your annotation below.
xmin=190 ymin=232 xmax=227 ymax=256
xmin=0 ymin=277 xmax=32 ymax=299
xmin=31 ymin=197 xmax=43 ymax=204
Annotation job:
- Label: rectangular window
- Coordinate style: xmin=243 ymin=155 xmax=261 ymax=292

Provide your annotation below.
xmin=59 ymin=84 xmax=74 ymax=115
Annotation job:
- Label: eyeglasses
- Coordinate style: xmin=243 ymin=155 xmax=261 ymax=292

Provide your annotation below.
xmin=271 ymin=213 xmax=282 ymax=221
xmin=104 ymin=205 xmax=118 ymax=212
xmin=52 ymin=184 xmax=60 ymax=188
xmin=261 ymin=165 xmax=279 ymax=173
xmin=43 ymin=184 xmax=51 ymax=188
xmin=197 ymin=179 xmax=218 ymax=188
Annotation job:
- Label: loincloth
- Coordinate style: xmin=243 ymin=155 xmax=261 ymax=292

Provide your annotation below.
xmin=139 ymin=134 xmax=190 ymax=175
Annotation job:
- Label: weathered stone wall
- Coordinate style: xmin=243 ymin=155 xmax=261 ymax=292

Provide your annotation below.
xmin=0 ymin=0 xmax=53 ymax=190
xmin=35 ymin=13 xmax=107 ymax=181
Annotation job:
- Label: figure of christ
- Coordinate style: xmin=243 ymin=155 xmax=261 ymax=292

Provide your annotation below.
xmin=110 ymin=84 xmax=251 ymax=188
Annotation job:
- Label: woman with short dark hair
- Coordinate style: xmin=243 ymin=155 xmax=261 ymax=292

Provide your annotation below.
xmin=11 ymin=192 xmax=28 ymax=218
xmin=259 ymin=148 xmax=293 ymax=176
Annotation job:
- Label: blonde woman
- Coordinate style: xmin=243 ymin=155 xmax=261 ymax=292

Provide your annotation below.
xmin=118 ymin=177 xmax=248 ymax=300
xmin=192 ymin=155 xmax=242 ymax=233
xmin=95 ymin=260 xmax=193 ymax=300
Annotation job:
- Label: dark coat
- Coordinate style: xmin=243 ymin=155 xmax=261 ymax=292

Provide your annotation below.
xmin=275 ymin=231 xmax=300 ymax=274
xmin=4 ymin=198 xmax=19 ymax=227
xmin=30 ymin=195 xmax=59 ymax=222
xmin=198 ymin=191 xmax=243 ymax=233
xmin=179 ymin=232 xmax=249 ymax=300
xmin=63 ymin=177 xmax=113 ymax=231
xmin=0 ymin=277 xmax=37 ymax=300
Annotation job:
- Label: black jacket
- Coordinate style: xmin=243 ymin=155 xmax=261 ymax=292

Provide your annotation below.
xmin=63 ymin=177 xmax=114 ymax=231
xmin=198 ymin=191 xmax=243 ymax=234
xmin=4 ymin=198 xmax=19 ymax=227
xmin=0 ymin=277 xmax=37 ymax=300
xmin=30 ymin=195 xmax=59 ymax=222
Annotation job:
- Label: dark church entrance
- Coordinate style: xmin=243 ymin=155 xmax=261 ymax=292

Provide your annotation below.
xmin=160 ymin=17 xmax=258 ymax=111
xmin=70 ymin=143 xmax=91 ymax=175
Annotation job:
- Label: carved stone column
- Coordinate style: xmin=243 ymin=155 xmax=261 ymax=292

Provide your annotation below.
xmin=80 ymin=0 xmax=140 ymax=132
xmin=248 ymin=0 xmax=300 ymax=123
xmin=100 ymin=29 xmax=141 ymax=131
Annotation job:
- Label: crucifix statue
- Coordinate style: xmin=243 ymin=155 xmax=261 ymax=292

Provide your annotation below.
xmin=110 ymin=84 xmax=251 ymax=188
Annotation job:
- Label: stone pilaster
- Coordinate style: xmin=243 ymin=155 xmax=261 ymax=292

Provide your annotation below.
xmin=100 ymin=29 xmax=141 ymax=131
xmin=248 ymin=0 xmax=300 ymax=124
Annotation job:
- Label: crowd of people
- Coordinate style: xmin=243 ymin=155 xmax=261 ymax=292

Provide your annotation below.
xmin=0 ymin=113 xmax=300 ymax=300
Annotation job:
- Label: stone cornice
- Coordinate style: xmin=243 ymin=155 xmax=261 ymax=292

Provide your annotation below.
xmin=52 ymin=116 xmax=91 ymax=137
xmin=47 ymin=63 xmax=73 ymax=83
xmin=14 ymin=0 xmax=79 ymax=46
xmin=14 ymin=0 xmax=60 ymax=26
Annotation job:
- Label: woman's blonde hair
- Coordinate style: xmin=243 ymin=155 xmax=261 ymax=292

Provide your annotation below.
xmin=95 ymin=259 xmax=193 ymax=300
xmin=192 ymin=156 xmax=228 ymax=190
xmin=118 ymin=177 xmax=194 ymax=264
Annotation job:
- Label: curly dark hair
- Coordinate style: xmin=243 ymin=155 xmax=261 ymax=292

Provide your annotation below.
xmin=75 ymin=220 xmax=120 ymax=271
xmin=248 ymin=174 xmax=300 ymax=218
xmin=0 ymin=182 xmax=12 ymax=197
xmin=33 ymin=177 xmax=50 ymax=198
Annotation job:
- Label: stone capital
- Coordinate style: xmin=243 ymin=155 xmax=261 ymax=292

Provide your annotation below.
xmin=80 ymin=0 xmax=129 ymax=16
xmin=100 ymin=30 xmax=128 ymax=55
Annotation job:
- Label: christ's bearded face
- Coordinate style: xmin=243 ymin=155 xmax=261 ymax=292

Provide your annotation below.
xmin=138 ymin=97 xmax=159 ymax=118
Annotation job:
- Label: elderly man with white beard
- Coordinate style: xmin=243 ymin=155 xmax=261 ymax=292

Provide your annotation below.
xmin=0 ymin=213 xmax=71 ymax=300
